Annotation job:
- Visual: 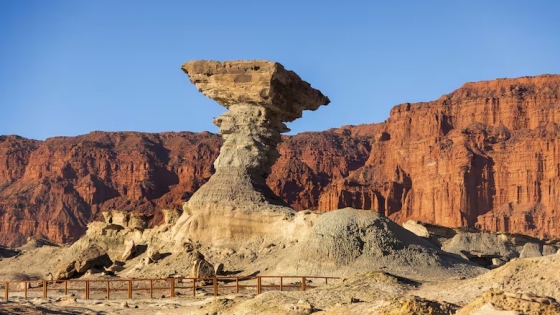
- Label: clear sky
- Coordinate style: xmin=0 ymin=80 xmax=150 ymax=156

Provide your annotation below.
xmin=1 ymin=1 xmax=559 ymax=140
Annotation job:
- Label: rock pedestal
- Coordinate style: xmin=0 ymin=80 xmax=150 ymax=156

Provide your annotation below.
xmin=175 ymin=60 xmax=329 ymax=243
xmin=181 ymin=60 xmax=329 ymax=214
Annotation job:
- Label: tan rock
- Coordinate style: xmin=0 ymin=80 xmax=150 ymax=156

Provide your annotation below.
xmin=161 ymin=209 xmax=182 ymax=225
xmin=181 ymin=60 xmax=330 ymax=121
xmin=214 ymin=263 xmax=224 ymax=276
xmin=146 ymin=247 xmax=162 ymax=263
xmin=457 ymin=290 xmax=560 ymax=315
xmin=520 ymin=243 xmax=542 ymax=258
xmin=189 ymin=252 xmax=215 ymax=278
xmin=402 ymin=220 xmax=430 ymax=238
xmin=53 ymin=244 xmax=112 ymax=280
xmin=128 ymin=213 xmax=153 ymax=229
xmin=175 ymin=60 xmax=329 ymax=245
xmin=120 ymin=239 xmax=136 ymax=261
xmin=181 ymin=60 xmax=329 ymax=217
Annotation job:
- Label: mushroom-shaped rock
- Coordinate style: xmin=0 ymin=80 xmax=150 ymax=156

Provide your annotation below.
xmin=175 ymin=60 xmax=329 ymax=244
xmin=181 ymin=60 xmax=329 ymax=214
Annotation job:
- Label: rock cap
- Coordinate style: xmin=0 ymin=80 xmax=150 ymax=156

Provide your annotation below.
xmin=181 ymin=60 xmax=330 ymax=122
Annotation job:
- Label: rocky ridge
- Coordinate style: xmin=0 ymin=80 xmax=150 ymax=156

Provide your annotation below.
xmin=0 ymin=75 xmax=559 ymax=246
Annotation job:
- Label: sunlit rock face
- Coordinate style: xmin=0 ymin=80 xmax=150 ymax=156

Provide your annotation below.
xmin=181 ymin=60 xmax=330 ymax=214
xmin=173 ymin=60 xmax=329 ymax=245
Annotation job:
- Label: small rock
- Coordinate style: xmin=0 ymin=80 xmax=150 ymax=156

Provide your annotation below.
xmin=492 ymin=258 xmax=506 ymax=267
xmin=147 ymin=247 xmax=162 ymax=263
xmin=288 ymin=300 xmax=314 ymax=314
xmin=214 ymin=263 xmax=225 ymax=275
xmin=120 ymin=239 xmax=136 ymax=261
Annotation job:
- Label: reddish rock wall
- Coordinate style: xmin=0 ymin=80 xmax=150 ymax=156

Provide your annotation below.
xmin=0 ymin=75 xmax=558 ymax=246
xmin=315 ymin=75 xmax=560 ymax=239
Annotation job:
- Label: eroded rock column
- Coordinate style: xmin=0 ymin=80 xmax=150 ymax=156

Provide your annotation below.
xmin=181 ymin=60 xmax=329 ymax=214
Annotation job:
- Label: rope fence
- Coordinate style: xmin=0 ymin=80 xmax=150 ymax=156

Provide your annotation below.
xmin=0 ymin=275 xmax=338 ymax=301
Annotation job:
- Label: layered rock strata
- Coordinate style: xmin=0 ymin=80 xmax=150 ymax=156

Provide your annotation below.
xmin=0 ymin=75 xmax=559 ymax=246
xmin=180 ymin=60 xmax=330 ymax=214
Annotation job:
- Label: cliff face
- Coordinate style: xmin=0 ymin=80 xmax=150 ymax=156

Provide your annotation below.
xmin=316 ymin=75 xmax=560 ymax=239
xmin=0 ymin=132 xmax=221 ymax=246
xmin=0 ymin=75 xmax=559 ymax=246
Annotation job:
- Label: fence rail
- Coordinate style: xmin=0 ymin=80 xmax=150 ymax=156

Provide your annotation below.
xmin=0 ymin=276 xmax=338 ymax=301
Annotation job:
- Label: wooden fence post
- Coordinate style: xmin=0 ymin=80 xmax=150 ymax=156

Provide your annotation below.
xmin=85 ymin=281 xmax=89 ymax=300
xmin=43 ymin=280 xmax=47 ymax=298
xmin=301 ymin=277 xmax=306 ymax=291
xmin=213 ymin=277 xmax=218 ymax=296
xmin=106 ymin=281 xmax=110 ymax=300
xmin=170 ymin=278 xmax=175 ymax=298
xmin=280 ymin=277 xmax=283 ymax=292
xmin=257 ymin=277 xmax=261 ymax=294
xmin=150 ymin=280 xmax=153 ymax=299
xmin=192 ymin=279 xmax=196 ymax=297
xmin=4 ymin=282 xmax=8 ymax=300
xmin=127 ymin=280 xmax=132 ymax=299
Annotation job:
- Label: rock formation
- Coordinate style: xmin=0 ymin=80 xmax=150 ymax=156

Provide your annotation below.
xmin=53 ymin=244 xmax=112 ymax=280
xmin=173 ymin=60 xmax=329 ymax=244
xmin=180 ymin=60 xmax=329 ymax=214
xmin=0 ymin=131 xmax=221 ymax=247
xmin=0 ymin=75 xmax=560 ymax=246
xmin=457 ymin=290 xmax=560 ymax=315
xmin=272 ymin=208 xmax=483 ymax=280
xmin=316 ymin=75 xmax=560 ymax=240
xmin=402 ymin=220 xmax=559 ymax=267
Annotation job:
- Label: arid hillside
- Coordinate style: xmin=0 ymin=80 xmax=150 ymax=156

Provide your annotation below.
xmin=0 ymin=74 xmax=559 ymax=246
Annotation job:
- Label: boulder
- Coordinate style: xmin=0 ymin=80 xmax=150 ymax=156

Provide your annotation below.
xmin=491 ymin=258 xmax=506 ymax=268
xmin=542 ymin=244 xmax=557 ymax=256
xmin=120 ymin=239 xmax=137 ymax=261
xmin=214 ymin=263 xmax=224 ymax=276
xmin=74 ymin=245 xmax=113 ymax=274
xmin=146 ymin=247 xmax=162 ymax=263
xmin=402 ymin=220 xmax=430 ymax=238
xmin=161 ymin=209 xmax=182 ymax=225
xmin=519 ymin=243 xmax=542 ymax=258
xmin=53 ymin=244 xmax=112 ymax=280
xmin=274 ymin=208 xmax=484 ymax=280
xmin=187 ymin=251 xmax=215 ymax=278
xmin=128 ymin=213 xmax=153 ymax=229
xmin=190 ymin=259 xmax=215 ymax=279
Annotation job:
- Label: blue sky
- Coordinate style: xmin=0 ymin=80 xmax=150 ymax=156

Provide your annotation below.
xmin=1 ymin=1 xmax=559 ymax=140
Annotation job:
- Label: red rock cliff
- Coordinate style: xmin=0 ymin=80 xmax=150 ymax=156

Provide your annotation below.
xmin=314 ymin=75 xmax=560 ymax=239
xmin=0 ymin=75 xmax=559 ymax=246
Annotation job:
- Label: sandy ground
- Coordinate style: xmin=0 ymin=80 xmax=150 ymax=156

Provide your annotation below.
xmin=1 ymin=255 xmax=560 ymax=315
xmin=1 ymin=210 xmax=559 ymax=314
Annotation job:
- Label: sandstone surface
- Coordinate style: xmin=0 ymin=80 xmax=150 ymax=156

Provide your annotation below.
xmin=174 ymin=60 xmax=329 ymax=245
xmin=0 ymin=75 xmax=559 ymax=246
xmin=180 ymin=60 xmax=329 ymax=213
xmin=53 ymin=244 xmax=112 ymax=280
